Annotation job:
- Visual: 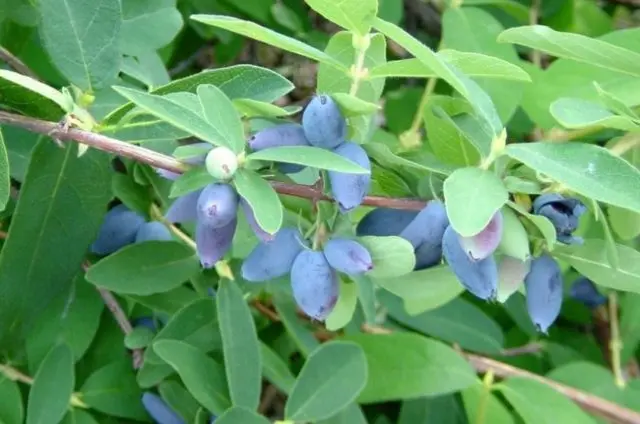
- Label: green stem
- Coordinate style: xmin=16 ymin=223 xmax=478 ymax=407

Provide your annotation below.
xmin=349 ymin=37 xmax=369 ymax=96
xmin=609 ymin=293 xmax=626 ymax=388
xmin=408 ymin=76 xmax=437 ymax=135
xmin=475 ymin=369 xmax=494 ymax=424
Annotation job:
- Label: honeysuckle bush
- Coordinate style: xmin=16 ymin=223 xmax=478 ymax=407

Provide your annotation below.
xmin=2 ymin=0 xmax=640 ymax=423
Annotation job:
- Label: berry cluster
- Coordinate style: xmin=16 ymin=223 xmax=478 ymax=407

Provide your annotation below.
xmin=91 ymin=204 xmax=172 ymax=255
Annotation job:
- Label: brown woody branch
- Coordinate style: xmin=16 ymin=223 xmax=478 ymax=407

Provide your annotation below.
xmin=0 ymin=111 xmax=427 ymax=210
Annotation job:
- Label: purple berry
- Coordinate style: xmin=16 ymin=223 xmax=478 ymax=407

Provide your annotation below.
xmin=302 ymin=95 xmax=346 ymax=149
xmin=240 ymin=198 xmax=273 ymax=243
xmin=533 ymin=193 xmax=586 ymax=245
xmin=328 ymin=142 xmax=371 ymax=213
xmin=569 ymin=276 xmax=607 ymax=309
xmin=135 ymin=221 xmax=173 ymax=243
xmin=248 ymin=123 xmax=310 ymax=174
xmin=356 ymin=208 xmax=419 ymax=237
xmin=290 ymin=250 xmax=339 ymax=320
xmin=458 ymin=211 xmax=503 ymax=261
xmin=196 ymin=217 xmax=237 ymax=269
xmin=399 ymin=201 xmax=449 ymax=270
xmin=524 ymin=254 xmax=563 ymax=334
xmin=91 ymin=204 xmax=146 ymax=255
xmin=323 ymin=238 xmax=373 ymax=276
xmin=165 ymin=189 xmax=202 ymax=224
xmin=196 ymin=183 xmax=239 ymax=228
xmin=442 ymin=225 xmax=498 ymax=300
xmin=241 ymin=227 xmax=308 ymax=282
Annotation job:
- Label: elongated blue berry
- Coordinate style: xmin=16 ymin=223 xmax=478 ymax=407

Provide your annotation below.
xmin=196 ymin=217 xmax=237 ymax=269
xmin=240 ymin=198 xmax=273 ymax=243
xmin=323 ymin=238 xmax=373 ymax=276
xmin=248 ymin=123 xmax=310 ymax=174
xmin=524 ymin=254 xmax=563 ymax=333
xmin=458 ymin=211 xmax=503 ymax=261
xmin=196 ymin=183 xmax=239 ymax=228
xmin=241 ymin=227 xmax=308 ymax=282
xmin=165 ymin=189 xmax=202 ymax=224
xmin=328 ymin=142 xmax=371 ymax=213
xmin=291 ymin=250 xmax=339 ymax=320
xmin=442 ymin=225 xmax=498 ymax=300
xmin=570 ymin=276 xmax=607 ymax=309
xmin=91 ymin=204 xmax=146 ymax=255
xmin=356 ymin=208 xmax=419 ymax=237
xmin=135 ymin=221 xmax=173 ymax=243
xmin=141 ymin=392 xmax=185 ymax=424
xmin=302 ymin=95 xmax=346 ymax=149
xmin=399 ymin=201 xmax=449 ymax=270
xmin=533 ymin=193 xmax=586 ymax=245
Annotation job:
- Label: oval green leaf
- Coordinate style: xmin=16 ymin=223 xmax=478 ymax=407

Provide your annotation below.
xmin=197 ymin=84 xmax=245 ymax=153
xmin=325 ymin=279 xmax=359 ymax=331
xmin=358 ymin=235 xmax=416 ymax=278
xmin=27 ymin=344 xmax=74 ymax=424
xmin=550 ymin=98 xmax=639 ymax=131
xmin=246 ymin=146 xmax=370 ymax=174
xmin=233 ymin=169 xmax=283 ymax=235
xmin=215 ymin=407 xmax=271 ymax=424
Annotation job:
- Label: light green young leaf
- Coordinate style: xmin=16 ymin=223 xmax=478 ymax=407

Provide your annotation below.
xmin=507 ymin=201 xmax=557 ymax=250
xmin=246 ymin=146 xmax=370 ymax=174
xmin=190 ymin=15 xmax=346 ymax=70
xmin=285 ymin=342 xmax=368 ymax=421
xmin=217 ymin=279 xmax=262 ymax=410
xmin=233 ymin=98 xmax=300 ymax=118
xmin=346 ymin=333 xmax=475 ymax=403
xmin=363 ymin=143 xmax=456 ymax=176
xmin=154 ymin=340 xmax=231 ymax=416
xmin=233 ymin=169 xmax=283 ymax=235
xmin=38 ymin=0 xmax=121 ymax=91
xmin=85 ymin=241 xmax=200 ymax=295
xmin=552 ymin=239 xmax=640 ymax=294
xmin=498 ymin=25 xmax=640 ymax=78
xmin=444 ymin=167 xmax=509 ymax=237
xmin=550 ymin=98 xmax=640 ymax=131
xmin=497 ymin=206 xmax=531 ymax=261
xmin=332 ymin=93 xmax=381 ymax=117
xmin=104 ymin=65 xmax=295 ymax=124
xmin=169 ymin=168 xmax=211 ymax=199
xmin=358 ymin=236 xmax=416 ymax=278
xmin=506 ymin=142 xmax=640 ymax=214
xmin=120 ymin=0 xmax=183 ymax=55
xmin=0 ymin=70 xmax=70 ymax=110
xmin=197 ymin=84 xmax=245 ymax=153
xmin=27 ymin=344 xmax=74 ymax=424
xmin=370 ymin=51 xmax=531 ymax=82
xmin=0 ymin=128 xmax=9 ymax=211
xmin=173 ymin=144 xmax=211 ymax=160
xmin=594 ymin=82 xmax=639 ymax=119
xmin=0 ymin=71 xmax=67 ymax=120
xmin=112 ymin=86 xmax=226 ymax=146
xmin=305 ymin=0 xmax=377 ymax=35
xmin=325 ymin=279 xmax=359 ymax=331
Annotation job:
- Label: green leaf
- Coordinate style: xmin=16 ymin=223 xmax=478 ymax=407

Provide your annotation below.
xmin=217 ymin=279 xmax=262 ymax=410
xmin=124 ymin=326 xmax=155 ymax=349
xmin=461 ymin=0 xmax=529 ymax=22
xmin=508 ymin=201 xmax=557 ymax=250
xmin=197 ymin=84 xmax=245 ymax=153
xmin=153 ymin=340 xmax=231 ymax=415
xmin=498 ymin=25 xmax=640 ymax=78
xmin=506 ymin=142 xmax=640 ymax=214
xmin=546 ymin=362 xmax=627 ymax=405
xmin=381 ymin=292 xmax=505 ymax=355
xmin=0 ymin=128 xmax=9 ymax=211
xmin=233 ymin=98 xmax=300 ymax=118
xmin=260 ymin=342 xmax=296 ymax=395
xmin=38 ymin=0 xmax=121 ymax=91
xmin=305 ymin=0 xmax=377 ymax=35
xmin=158 ymin=381 xmax=200 ymax=423
xmin=61 ymin=409 xmax=99 ymax=424
xmin=552 ymin=239 xmax=640 ymax=293
xmin=398 ymin=395 xmax=468 ymax=424
xmin=173 ymin=144 xmax=212 ymax=160
xmin=285 ymin=341 xmax=367 ymax=421
xmin=79 ymin=361 xmax=147 ymax=420
xmin=370 ymin=51 xmax=531 ymax=81
xmin=461 ymin=379 xmax=515 ymax=424
xmin=146 ymin=298 xmax=220 ymax=364
xmin=621 ymin=294 xmax=640 ymax=362
xmin=112 ymin=86 xmax=225 ymax=146
xmin=127 ymin=286 xmax=199 ymax=316
xmin=246 ymin=146 xmax=370 ymax=174
xmin=444 ymin=167 xmax=509 ymax=237
xmin=497 ymin=377 xmax=597 ymax=424
xmin=105 ymin=65 xmax=294 ymax=124
xmin=233 ymin=169 xmax=283 ymax=235
xmin=0 ymin=143 xmax=111 ymax=347
xmin=363 ymin=142 xmax=456 ymax=176
xmin=215 ymin=407 xmax=271 ymax=424
xmin=170 ymin=167 xmax=212 ymax=198
xmin=332 ymin=93 xmax=382 ymax=117
xmin=26 ymin=275 xmax=103 ymax=372
xmin=0 ymin=69 xmax=69 ymax=118
xmin=271 ymin=292 xmax=320 ymax=357
xmin=325 ymin=279 xmax=359 ymax=331
xmin=27 ymin=344 xmax=74 ymax=424
xmin=374 ymin=265 xmax=464 ymax=315
xmin=317 ymin=403 xmax=368 ymax=424
xmin=191 ymin=15 xmax=346 ymax=70
xmin=550 ymin=98 xmax=640 ymax=131
xmin=0 ymin=378 xmax=23 ymax=424
xmin=594 ymin=82 xmax=639 ymax=119
xmin=358 ymin=236 xmax=416 ymax=278
xmin=497 ymin=206 xmax=531 ymax=261
xmin=85 ymin=241 xmax=200 ymax=295
xmin=120 ymin=0 xmax=183 ymax=55
xmin=346 ymin=333 xmax=475 ymax=403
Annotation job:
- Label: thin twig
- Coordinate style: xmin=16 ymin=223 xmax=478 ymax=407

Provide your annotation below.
xmin=258 ymin=384 xmax=280 ymax=414
xmin=609 ymin=293 xmax=626 ymax=388
xmin=0 ymin=46 xmax=39 ymax=79
xmin=82 ymin=262 xmax=144 ymax=369
xmin=0 ymin=363 xmax=34 ymax=384
xmin=0 ymin=111 xmax=428 ymax=211
xmin=500 ymin=342 xmax=544 ymax=357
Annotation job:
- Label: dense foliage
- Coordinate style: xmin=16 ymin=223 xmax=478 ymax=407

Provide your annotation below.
xmin=1 ymin=0 xmax=640 ymax=423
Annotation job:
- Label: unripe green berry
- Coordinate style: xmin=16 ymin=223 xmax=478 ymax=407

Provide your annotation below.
xmin=205 ymin=146 xmax=238 ymax=180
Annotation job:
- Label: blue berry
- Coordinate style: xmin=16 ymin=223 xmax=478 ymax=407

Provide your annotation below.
xmin=328 ymin=142 xmax=371 ymax=213
xmin=290 ymin=250 xmax=339 ymax=320
xmin=323 ymin=238 xmax=373 ymax=276
xmin=302 ymin=95 xmax=346 ymax=149
xmin=141 ymin=392 xmax=185 ymax=424
xmin=524 ymin=254 xmax=563 ymax=334
xmin=91 ymin=204 xmax=145 ymax=255
xmin=533 ymin=193 xmax=586 ymax=245
xmin=135 ymin=221 xmax=173 ymax=243
xmin=399 ymin=201 xmax=449 ymax=270
xmin=241 ymin=227 xmax=307 ymax=282
xmin=196 ymin=217 xmax=237 ymax=269
xmin=196 ymin=183 xmax=239 ymax=229
xmin=570 ymin=276 xmax=606 ymax=309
